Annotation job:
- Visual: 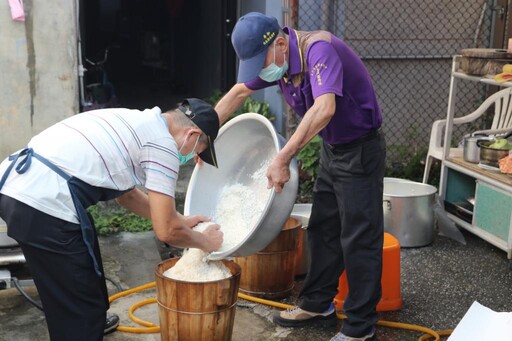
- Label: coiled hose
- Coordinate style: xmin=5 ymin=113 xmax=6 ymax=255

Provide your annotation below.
xmin=108 ymin=281 xmax=453 ymax=340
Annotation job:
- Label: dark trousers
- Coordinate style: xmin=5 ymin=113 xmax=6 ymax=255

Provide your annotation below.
xmin=299 ymin=133 xmax=386 ymax=337
xmin=0 ymin=195 xmax=108 ymax=341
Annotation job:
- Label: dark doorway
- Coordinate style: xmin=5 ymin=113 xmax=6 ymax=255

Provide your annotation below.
xmin=79 ymin=0 xmax=237 ymax=111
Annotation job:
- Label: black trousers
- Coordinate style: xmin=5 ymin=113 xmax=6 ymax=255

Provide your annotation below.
xmin=0 ymin=195 xmax=108 ymax=341
xmin=299 ymin=133 xmax=386 ymax=337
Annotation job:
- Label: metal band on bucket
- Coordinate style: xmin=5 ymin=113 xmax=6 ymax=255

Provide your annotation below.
xmin=156 ymin=300 xmax=238 ymax=314
xmin=255 ymin=250 xmax=290 ymax=255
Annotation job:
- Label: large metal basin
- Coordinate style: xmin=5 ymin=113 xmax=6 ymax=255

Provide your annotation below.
xmin=184 ymin=113 xmax=298 ymax=260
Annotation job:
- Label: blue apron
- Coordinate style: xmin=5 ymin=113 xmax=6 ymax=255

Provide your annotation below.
xmin=0 ymin=147 xmax=130 ymax=276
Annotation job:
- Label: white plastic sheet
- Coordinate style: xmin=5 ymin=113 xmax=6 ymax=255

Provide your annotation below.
xmin=433 ymin=196 xmax=466 ymax=245
xmin=448 ymin=301 xmax=512 ymax=341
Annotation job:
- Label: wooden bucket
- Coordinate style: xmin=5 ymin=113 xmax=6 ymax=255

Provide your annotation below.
xmin=234 ymin=217 xmax=300 ymax=299
xmin=155 ymin=258 xmax=241 ymax=341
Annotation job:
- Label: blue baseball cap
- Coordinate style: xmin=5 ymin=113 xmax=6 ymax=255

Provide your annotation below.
xmin=231 ymin=12 xmax=280 ymax=83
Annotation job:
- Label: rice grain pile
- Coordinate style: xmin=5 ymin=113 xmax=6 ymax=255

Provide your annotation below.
xmin=163 ymin=160 xmax=271 ymax=282
xmin=163 ymin=247 xmax=231 ymax=282
xmin=213 ymin=160 xmax=271 ymax=253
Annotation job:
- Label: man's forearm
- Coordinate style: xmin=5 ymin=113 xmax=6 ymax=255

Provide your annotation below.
xmin=116 ymin=188 xmax=151 ymax=219
xmin=215 ymin=83 xmax=253 ymax=125
xmin=279 ymin=93 xmax=336 ymax=163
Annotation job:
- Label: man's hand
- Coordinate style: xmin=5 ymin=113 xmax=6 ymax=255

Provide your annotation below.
xmin=193 ymin=154 xmax=204 ymax=167
xmin=183 ymin=214 xmax=211 ymax=228
xmin=201 ymin=224 xmax=223 ymax=252
xmin=266 ymin=155 xmax=291 ymax=193
xmin=265 ymin=94 xmax=335 ymax=193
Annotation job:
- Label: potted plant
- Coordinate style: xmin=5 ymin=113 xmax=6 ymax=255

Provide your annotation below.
xmin=296 ymin=136 xmax=321 ymax=203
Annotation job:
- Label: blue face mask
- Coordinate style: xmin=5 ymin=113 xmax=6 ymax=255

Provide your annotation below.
xmin=178 ymin=134 xmax=200 ymax=165
xmin=259 ymin=42 xmax=288 ymax=82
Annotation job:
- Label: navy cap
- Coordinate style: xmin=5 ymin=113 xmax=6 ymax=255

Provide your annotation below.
xmin=179 ymin=98 xmax=219 ymax=168
xmin=231 ymin=12 xmax=280 ymax=83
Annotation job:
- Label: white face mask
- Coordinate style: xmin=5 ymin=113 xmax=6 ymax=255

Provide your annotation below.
xmin=259 ymin=42 xmax=288 ymax=82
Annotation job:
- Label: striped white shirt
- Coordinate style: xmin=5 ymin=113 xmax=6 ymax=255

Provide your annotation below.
xmin=0 ymin=107 xmax=180 ymax=223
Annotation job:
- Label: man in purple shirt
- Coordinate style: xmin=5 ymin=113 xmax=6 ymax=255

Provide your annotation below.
xmin=215 ymin=12 xmax=385 ymax=341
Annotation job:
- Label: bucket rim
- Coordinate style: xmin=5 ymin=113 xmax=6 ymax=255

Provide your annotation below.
xmin=155 ymin=257 xmax=241 ymax=283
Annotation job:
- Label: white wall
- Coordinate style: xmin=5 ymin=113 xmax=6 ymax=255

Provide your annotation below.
xmin=0 ymin=0 xmax=78 ymax=159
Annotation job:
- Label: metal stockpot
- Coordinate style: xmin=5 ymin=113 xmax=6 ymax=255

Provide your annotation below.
xmin=463 ymin=134 xmax=493 ymax=163
xmin=477 ymin=141 xmax=510 ymax=168
xmin=477 ymin=132 xmax=512 ymax=168
xmin=383 ymin=180 xmax=437 ymax=247
xmin=184 ymin=113 xmax=298 ymax=260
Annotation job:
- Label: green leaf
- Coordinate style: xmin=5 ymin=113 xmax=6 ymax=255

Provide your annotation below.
xmin=88 ymin=204 xmax=153 ymax=236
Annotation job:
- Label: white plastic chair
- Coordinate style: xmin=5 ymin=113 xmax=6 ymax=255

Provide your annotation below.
xmin=423 ymin=87 xmax=512 ymax=183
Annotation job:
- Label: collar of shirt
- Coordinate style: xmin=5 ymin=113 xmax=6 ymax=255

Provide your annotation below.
xmin=283 ymin=27 xmax=303 ymax=81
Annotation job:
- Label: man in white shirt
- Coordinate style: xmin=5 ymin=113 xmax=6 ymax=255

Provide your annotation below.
xmin=0 ymin=98 xmax=222 ymax=341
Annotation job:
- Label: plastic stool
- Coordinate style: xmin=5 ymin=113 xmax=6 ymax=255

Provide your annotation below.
xmin=333 ymin=232 xmax=402 ymax=312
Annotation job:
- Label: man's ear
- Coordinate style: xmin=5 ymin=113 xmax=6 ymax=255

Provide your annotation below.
xmin=275 ymin=36 xmax=288 ymax=53
xmin=193 ymin=128 xmax=203 ymax=137
xmin=187 ymin=128 xmax=202 ymax=140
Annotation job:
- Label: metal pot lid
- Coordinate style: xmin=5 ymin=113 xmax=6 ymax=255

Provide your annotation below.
xmin=383 ymin=181 xmax=437 ymax=197
xmin=465 ymin=135 xmax=493 ymax=142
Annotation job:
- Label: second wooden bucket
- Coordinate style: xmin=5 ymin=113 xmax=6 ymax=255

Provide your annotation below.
xmin=234 ymin=217 xmax=300 ymax=299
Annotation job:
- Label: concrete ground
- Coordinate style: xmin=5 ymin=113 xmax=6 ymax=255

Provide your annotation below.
xmin=2 ymin=228 xmax=512 ymax=341
xmin=102 ymin=230 xmax=512 ymax=341
xmin=1 ymin=163 xmax=512 ymax=340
